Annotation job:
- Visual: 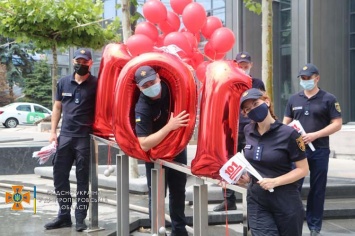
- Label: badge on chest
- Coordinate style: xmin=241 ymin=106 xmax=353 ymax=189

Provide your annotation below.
xmin=253 ymin=145 xmax=263 ymax=161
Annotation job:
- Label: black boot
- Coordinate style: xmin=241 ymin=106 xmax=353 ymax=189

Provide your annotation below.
xmin=213 ymin=200 xmax=237 ymax=211
xmin=76 ymin=219 xmax=88 ymax=232
xmin=44 ymin=217 xmax=72 ymax=230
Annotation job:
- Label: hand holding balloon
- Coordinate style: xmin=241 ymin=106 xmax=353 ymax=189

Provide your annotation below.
xmin=165 ymin=111 xmax=190 ymax=131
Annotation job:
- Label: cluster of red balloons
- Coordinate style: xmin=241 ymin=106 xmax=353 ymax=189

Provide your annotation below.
xmin=125 ymin=0 xmax=235 ymax=72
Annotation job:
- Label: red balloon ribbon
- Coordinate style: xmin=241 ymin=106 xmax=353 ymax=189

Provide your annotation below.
xmin=191 ymin=60 xmax=252 ymax=179
xmin=112 ymin=52 xmax=197 ymax=161
xmin=93 ymin=43 xmax=132 ymax=138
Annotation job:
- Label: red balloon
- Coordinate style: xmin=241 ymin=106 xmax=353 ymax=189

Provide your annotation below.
xmin=190 ymin=51 xmax=204 ymax=70
xmin=155 ymin=34 xmax=166 ymax=47
xmin=170 ymin=0 xmax=193 ymax=15
xmin=143 ymin=0 xmax=167 ymax=24
xmin=93 ymin=43 xmax=132 ymax=138
xmin=182 ymin=2 xmax=207 ymax=33
xmin=164 ymin=31 xmax=193 ymax=57
xmin=126 ymin=34 xmax=154 ymax=57
xmin=135 ymin=21 xmax=159 ymax=42
xmin=195 ymin=61 xmax=210 ymax=83
xmin=204 ymin=42 xmax=225 ymax=60
xmin=158 ymin=11 xmax=181 ymax=34
xmin=191 ymin=60 xmax=252 ymax=179
xmin=209 ymin=27 xmax=236 ymax=53
xmin=201 ymin=16 xmax=223 ymax=39
xmin=112 ymin=52 xmax=197 ymax=161
xmin=182 ymin=31 xmax=198 ymax=50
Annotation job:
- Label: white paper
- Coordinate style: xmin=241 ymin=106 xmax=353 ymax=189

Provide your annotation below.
xmin=219 ymin=153 xmax=247 ymax=184
xmin=288 ymin=120 xmax=315 ymax=151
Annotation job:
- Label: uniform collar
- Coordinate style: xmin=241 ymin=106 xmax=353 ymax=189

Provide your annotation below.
xmin=249 ymin=120 xmax=283 ymax=136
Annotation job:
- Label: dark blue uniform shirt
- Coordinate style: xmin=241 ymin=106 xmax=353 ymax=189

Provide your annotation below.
xmin=135 ymin=82 xmax=170 ymax=137
xmin=56 ymin=73 xmax=97 ymax=137
xmin=284 ymin=89 xmax=342 ymax=149
xmin=244 ymin=120 xmax=306 ymax=186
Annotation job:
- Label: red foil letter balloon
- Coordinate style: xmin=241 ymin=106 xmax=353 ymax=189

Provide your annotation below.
xmin=112 ymin=52 xmax=197 ymax=161
xmin=93 ymin=43 xmax=132 ymax=138
xmin=191 ymin=60 xmax=252 ymax=179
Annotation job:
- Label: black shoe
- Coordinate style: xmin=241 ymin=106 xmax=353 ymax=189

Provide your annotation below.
xmin=310 ymin=230 xmax=321 ymax=236
xmin=171 ymin=231 xmax=188 ymax=236
xmin=213 ymin=200 xmax=237 ymax=211
xmin=44 ymin=217 xmax=72 ymax=230
xmin=76 ymin=220 xmax=87 ymax=232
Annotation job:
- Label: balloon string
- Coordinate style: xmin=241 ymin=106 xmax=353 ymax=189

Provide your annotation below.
xmin=159 ymin=160 xmax=164 ymax=229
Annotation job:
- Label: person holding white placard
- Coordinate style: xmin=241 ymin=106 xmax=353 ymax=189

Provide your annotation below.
xmin=283 ymin=63 xmax=342 ymax=236
xmin=237 ymin=88 xmax=309 ymax=236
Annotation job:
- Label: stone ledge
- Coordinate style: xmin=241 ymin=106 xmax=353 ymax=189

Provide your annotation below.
xmin=34 ymin=164 xmax=149 ymax=194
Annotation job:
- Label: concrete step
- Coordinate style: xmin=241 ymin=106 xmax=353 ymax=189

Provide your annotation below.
xmin=34 ymin=165 xmax=149 ymax=193
xmin=186 ymin=176 xmax=355 ymax=203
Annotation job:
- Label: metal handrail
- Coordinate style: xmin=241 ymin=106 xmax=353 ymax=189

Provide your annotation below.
xmin=88 ymin=134 xmax=248 ymax=236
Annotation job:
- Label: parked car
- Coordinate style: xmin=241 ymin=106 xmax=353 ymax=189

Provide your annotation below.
xmin=0 ymin=102 xmax=52 ymax=128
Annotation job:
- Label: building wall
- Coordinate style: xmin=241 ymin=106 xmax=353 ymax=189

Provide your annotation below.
xmin=311 ymin=0 xmax=350 ymax=123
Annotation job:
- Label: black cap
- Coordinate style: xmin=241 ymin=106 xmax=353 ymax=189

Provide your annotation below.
xmin=135 ymin=66 xmax=157 ymax=86
xmin=298 ymin=63 xmax=319 ymax=77
xmin=73 ymin=48 xmax=92 ymax=60
xmin=235 ymin=51 xmax=251 ymax=63
xmin=240 ymin=88 xmax=264 ymax=108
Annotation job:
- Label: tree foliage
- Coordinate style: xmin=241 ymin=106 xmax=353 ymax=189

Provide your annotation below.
xmin=21 ymin=60 xmax=52 ymax=108
xmin=0 ymin=0 xmax=121 ymax=103
xmin=0 ymin=36 xmax=36 ymax=100
xmin=243 ymin=0 xmax=262 ymax=15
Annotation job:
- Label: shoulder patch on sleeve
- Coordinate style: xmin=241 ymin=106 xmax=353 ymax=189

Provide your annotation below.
xmin=296 ymin=136 xmax=306 ymax=152
xmin=335 ymin=102 xmax=341 ymax=113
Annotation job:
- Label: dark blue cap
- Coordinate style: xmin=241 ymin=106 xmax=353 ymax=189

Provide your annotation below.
xmin=298 ymin=63 xmax=319 ymax=77
xmin=73 ymin=48 xmax=92 ymax=60
xmin=235 ymin=51 xmax=251 ymax=63
xmin=240 ymin=88 xmax=264 ymax=108
xmin=135 ymin=66 xmax=157 ymax=87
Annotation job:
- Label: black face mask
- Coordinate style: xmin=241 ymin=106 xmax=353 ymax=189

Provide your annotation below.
xmin=74 ymin=64 xmax=89 ymax=76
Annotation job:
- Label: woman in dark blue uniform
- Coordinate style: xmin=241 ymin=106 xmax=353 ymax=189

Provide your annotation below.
xmin=134 ymin=65 xmax=190 ymax=236
xmin=237 ymin=88 xmax=309 ymax=236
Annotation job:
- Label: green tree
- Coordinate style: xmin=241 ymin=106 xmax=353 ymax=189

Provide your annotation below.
xmin=243 ymin=0 xmax=273 ymax=100
xmin=21 ymin=60 xmax=52 ymax=108
xmin=0 ymin=0 xmax=120 ymax=104
xmin=0 ymin=37 xmax=35 ymax=101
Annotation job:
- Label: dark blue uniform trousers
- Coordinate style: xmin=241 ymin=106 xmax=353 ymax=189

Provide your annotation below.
xmin=145 ymin=149 xmax=188 ymax=235
xmin=247 ymin=182 xmax=304 ymax=236
xmin=52 ymin=136 xmax=90 ymax=221
xmin=301 ymin=148 xmax=330 ymax=232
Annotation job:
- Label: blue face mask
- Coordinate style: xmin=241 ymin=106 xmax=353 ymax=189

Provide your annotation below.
xmin=142 ymin=82 xmax=161 ymax=97
xmin=300 ymin=78 xmax=315 ymax=91
xmin=247 ymin=103 xmax=269 ymax=122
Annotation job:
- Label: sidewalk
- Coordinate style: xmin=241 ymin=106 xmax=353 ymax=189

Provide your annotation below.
xmin=1 ymin=157 xmax=355 ymax=236
xmin=1 ymin=124 xmax=355 ymax=235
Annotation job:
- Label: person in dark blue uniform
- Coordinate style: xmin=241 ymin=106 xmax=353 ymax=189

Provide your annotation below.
xmin=237 ymin=88 xmax=309 ymax=236
xmin=214 ymin=51 xmax=265 ymax=212
xmin=44 ymin=48 xmax=97 ymax=232
xmin=134 ymin=65 xmax=190 ymax=236
xmin=283 ymin=63 xmax=342 ymax=236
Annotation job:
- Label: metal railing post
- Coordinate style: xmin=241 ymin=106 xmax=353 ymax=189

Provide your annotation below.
xmin=151 ymin=163 xmax=165 ymax=235
xmin=193 ymin=177 xmax=208 ymax=236
xmin=116 ymin=154 xmax=130 ymax=236
xmin=88 ymin=135 xmax=103 ymax=232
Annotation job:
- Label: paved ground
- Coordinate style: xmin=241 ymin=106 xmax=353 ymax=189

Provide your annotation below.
xmin=1 ymin=125 xmax=355 ymax=235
